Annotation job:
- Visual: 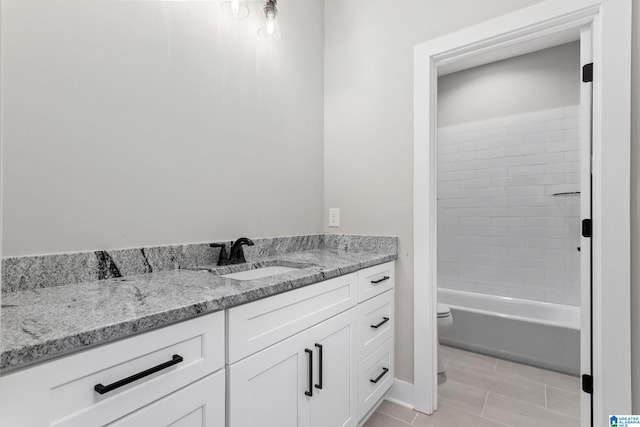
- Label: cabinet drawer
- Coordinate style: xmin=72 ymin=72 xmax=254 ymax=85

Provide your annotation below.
xmin=227 ymin=272 xmax=357 ymax=363
xmin=0 ymin=311 xmax=224 ymax=427
xmin=107 ymin=370 xmax=225 ymax=427
xmin=357 ymin=262 xmax=394 ymax=302
xmin=358 ymin=290 xmax=394 ymax=361
xmin=358 ymin=338 xmax=394 ymax=419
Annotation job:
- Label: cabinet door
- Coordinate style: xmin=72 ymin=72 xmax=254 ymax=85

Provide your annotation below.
xmin=227 ymin=330 xmax=311 ymax=427
xmin=107 ymin=370 xmax=225 ymax=427
xmin=307 ymin=309 xmax=358 ymax=427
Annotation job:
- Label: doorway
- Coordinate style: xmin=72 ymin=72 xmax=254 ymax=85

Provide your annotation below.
xmin=413 ymin=1 xmax=632 ymax=426
xmin=434 ymin=39 xmax=585 ymax=425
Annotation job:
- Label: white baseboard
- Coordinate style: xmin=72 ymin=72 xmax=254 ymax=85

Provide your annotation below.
xmin=385 ymin=378 xmax=415 ymax=409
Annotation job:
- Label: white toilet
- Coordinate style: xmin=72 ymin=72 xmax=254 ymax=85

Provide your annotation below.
xmin=437 ymin=303 xmax=453 ymax=374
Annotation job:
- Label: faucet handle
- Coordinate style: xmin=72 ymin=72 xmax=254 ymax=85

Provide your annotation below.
xmin=210 ymin=243 xmax=229 ymax=265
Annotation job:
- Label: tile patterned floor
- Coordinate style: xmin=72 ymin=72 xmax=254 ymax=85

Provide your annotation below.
xmin=363 ymin=345 xmax=581 ymax=427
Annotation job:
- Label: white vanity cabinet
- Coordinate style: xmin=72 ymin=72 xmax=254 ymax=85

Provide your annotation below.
xmin=0 ymin=260 xmax=395 ymax=427
xmin=0 ymin=311 xmax=225 ymax=427
xmin=227 ymin=261 xmax=396 ymax=427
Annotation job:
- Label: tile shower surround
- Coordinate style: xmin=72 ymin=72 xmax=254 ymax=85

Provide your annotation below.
xmin=437 ymin=106 xmax=581 ymax=306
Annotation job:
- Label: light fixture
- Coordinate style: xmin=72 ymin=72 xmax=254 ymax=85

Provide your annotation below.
xmin=221 ymin=0 xmax=249 ymax=20
xmin=257 ymin=0 xmax=282 ymax=41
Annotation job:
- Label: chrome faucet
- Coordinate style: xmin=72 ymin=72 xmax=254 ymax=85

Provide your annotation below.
xmin=210 ymin=237 xmax=255 ymax=266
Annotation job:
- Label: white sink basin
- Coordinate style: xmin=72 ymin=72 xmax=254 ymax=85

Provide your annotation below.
xmin=222 ymin=266 xmax=300 ymax=281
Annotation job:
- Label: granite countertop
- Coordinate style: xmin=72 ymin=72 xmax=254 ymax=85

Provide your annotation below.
xmin=1 ymin=248 xmax=396 ymax=372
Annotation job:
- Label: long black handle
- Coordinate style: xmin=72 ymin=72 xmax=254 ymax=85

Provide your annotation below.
xmin=94 ymin=354 xmax=183 ymax=395
xmin=370 ymin=367 xmax=389 ymax=384
xmin=370 ymin=317 xmax=390 ymax=329
xmin=371 ymin=276 xmax=390 ymax=284
xmin=315 ymin=344 xmax=323 ymax=390
xmin=305 ymin=349 xmax=313 ymax=397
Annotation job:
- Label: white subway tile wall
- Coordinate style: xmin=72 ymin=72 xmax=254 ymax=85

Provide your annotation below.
xmin=437 ymin=106 xmax=581 ymax=306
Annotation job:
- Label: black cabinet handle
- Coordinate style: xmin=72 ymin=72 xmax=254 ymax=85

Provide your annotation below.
xmin=94 ymin=354 xmax=183 ymax=395
xmin=371 ymin=276 xmax=390 ymax=284
xmin=305 ymin=349 xmax=313 ymax=397
xmin=315 ymin=343 xmax=323 ymax=390
xmin=370 ymin=317 xmax=390 ymax=329
xmin=370 ymin=367 xmax=389 ymax=384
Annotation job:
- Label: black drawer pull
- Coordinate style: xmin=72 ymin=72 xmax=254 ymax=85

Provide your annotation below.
xmin=305 ymin=349 xmax=313 ymax=397
xmin=370 ymin=317 xmax=390 ymax=329
xmin=371 ymin=276 xmax=390 ymax=284
xmin=94 ymin=354 xmax=183 ymax=395
xmin=315 ymin=343 xmax=323 ymax=390
xmin=370 ymin=367 xmax=389 ymax=384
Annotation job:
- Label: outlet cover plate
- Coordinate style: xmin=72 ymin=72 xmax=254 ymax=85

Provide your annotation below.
xmin=329 ymin=208 xmax=340 ymax=227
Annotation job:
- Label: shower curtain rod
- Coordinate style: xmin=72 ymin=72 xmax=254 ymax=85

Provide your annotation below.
xmin=551 ymin=191 xmax=581 ymax=196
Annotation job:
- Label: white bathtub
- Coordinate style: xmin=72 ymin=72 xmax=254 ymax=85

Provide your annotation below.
xmin=438 ymin=288 xmax=580 ymax=375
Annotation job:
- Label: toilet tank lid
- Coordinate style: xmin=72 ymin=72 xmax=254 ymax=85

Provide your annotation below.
xmin=437 ymin=304 xmax=451 ymax=316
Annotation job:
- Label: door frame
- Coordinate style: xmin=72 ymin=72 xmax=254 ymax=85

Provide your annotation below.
xmin=578 ymin=25 xmax=593 ymax=425
xmin=413 ymin=0 xmax=632 ymax=425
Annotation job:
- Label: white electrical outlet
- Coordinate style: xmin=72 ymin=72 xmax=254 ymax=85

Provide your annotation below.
xmin=328 ymin=208 xmax=340 ymax=227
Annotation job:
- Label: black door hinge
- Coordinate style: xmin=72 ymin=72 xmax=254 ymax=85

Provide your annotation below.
xmin=582 ymin=219 xmax=592 ymax=238
xmin=582 ymin=374 xmax=593 ymax=394
xmin=583 ymin=63 xmax=593 ymax=83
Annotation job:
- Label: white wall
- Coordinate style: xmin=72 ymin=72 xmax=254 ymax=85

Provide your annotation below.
xmin=0 ymin=2 xmax=3 ymax=340
xmin=1 ymin=0 xmax=324 ymax=256
xmin=631 ymin=0 xmax=640 ymax=414
xmin=324 ymin=0 xmax=545 ymax=384
xmin=438 ymin=42 xmax=580 ymax=127
xmin=438 ymin=107 xmax=581 ymax=305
